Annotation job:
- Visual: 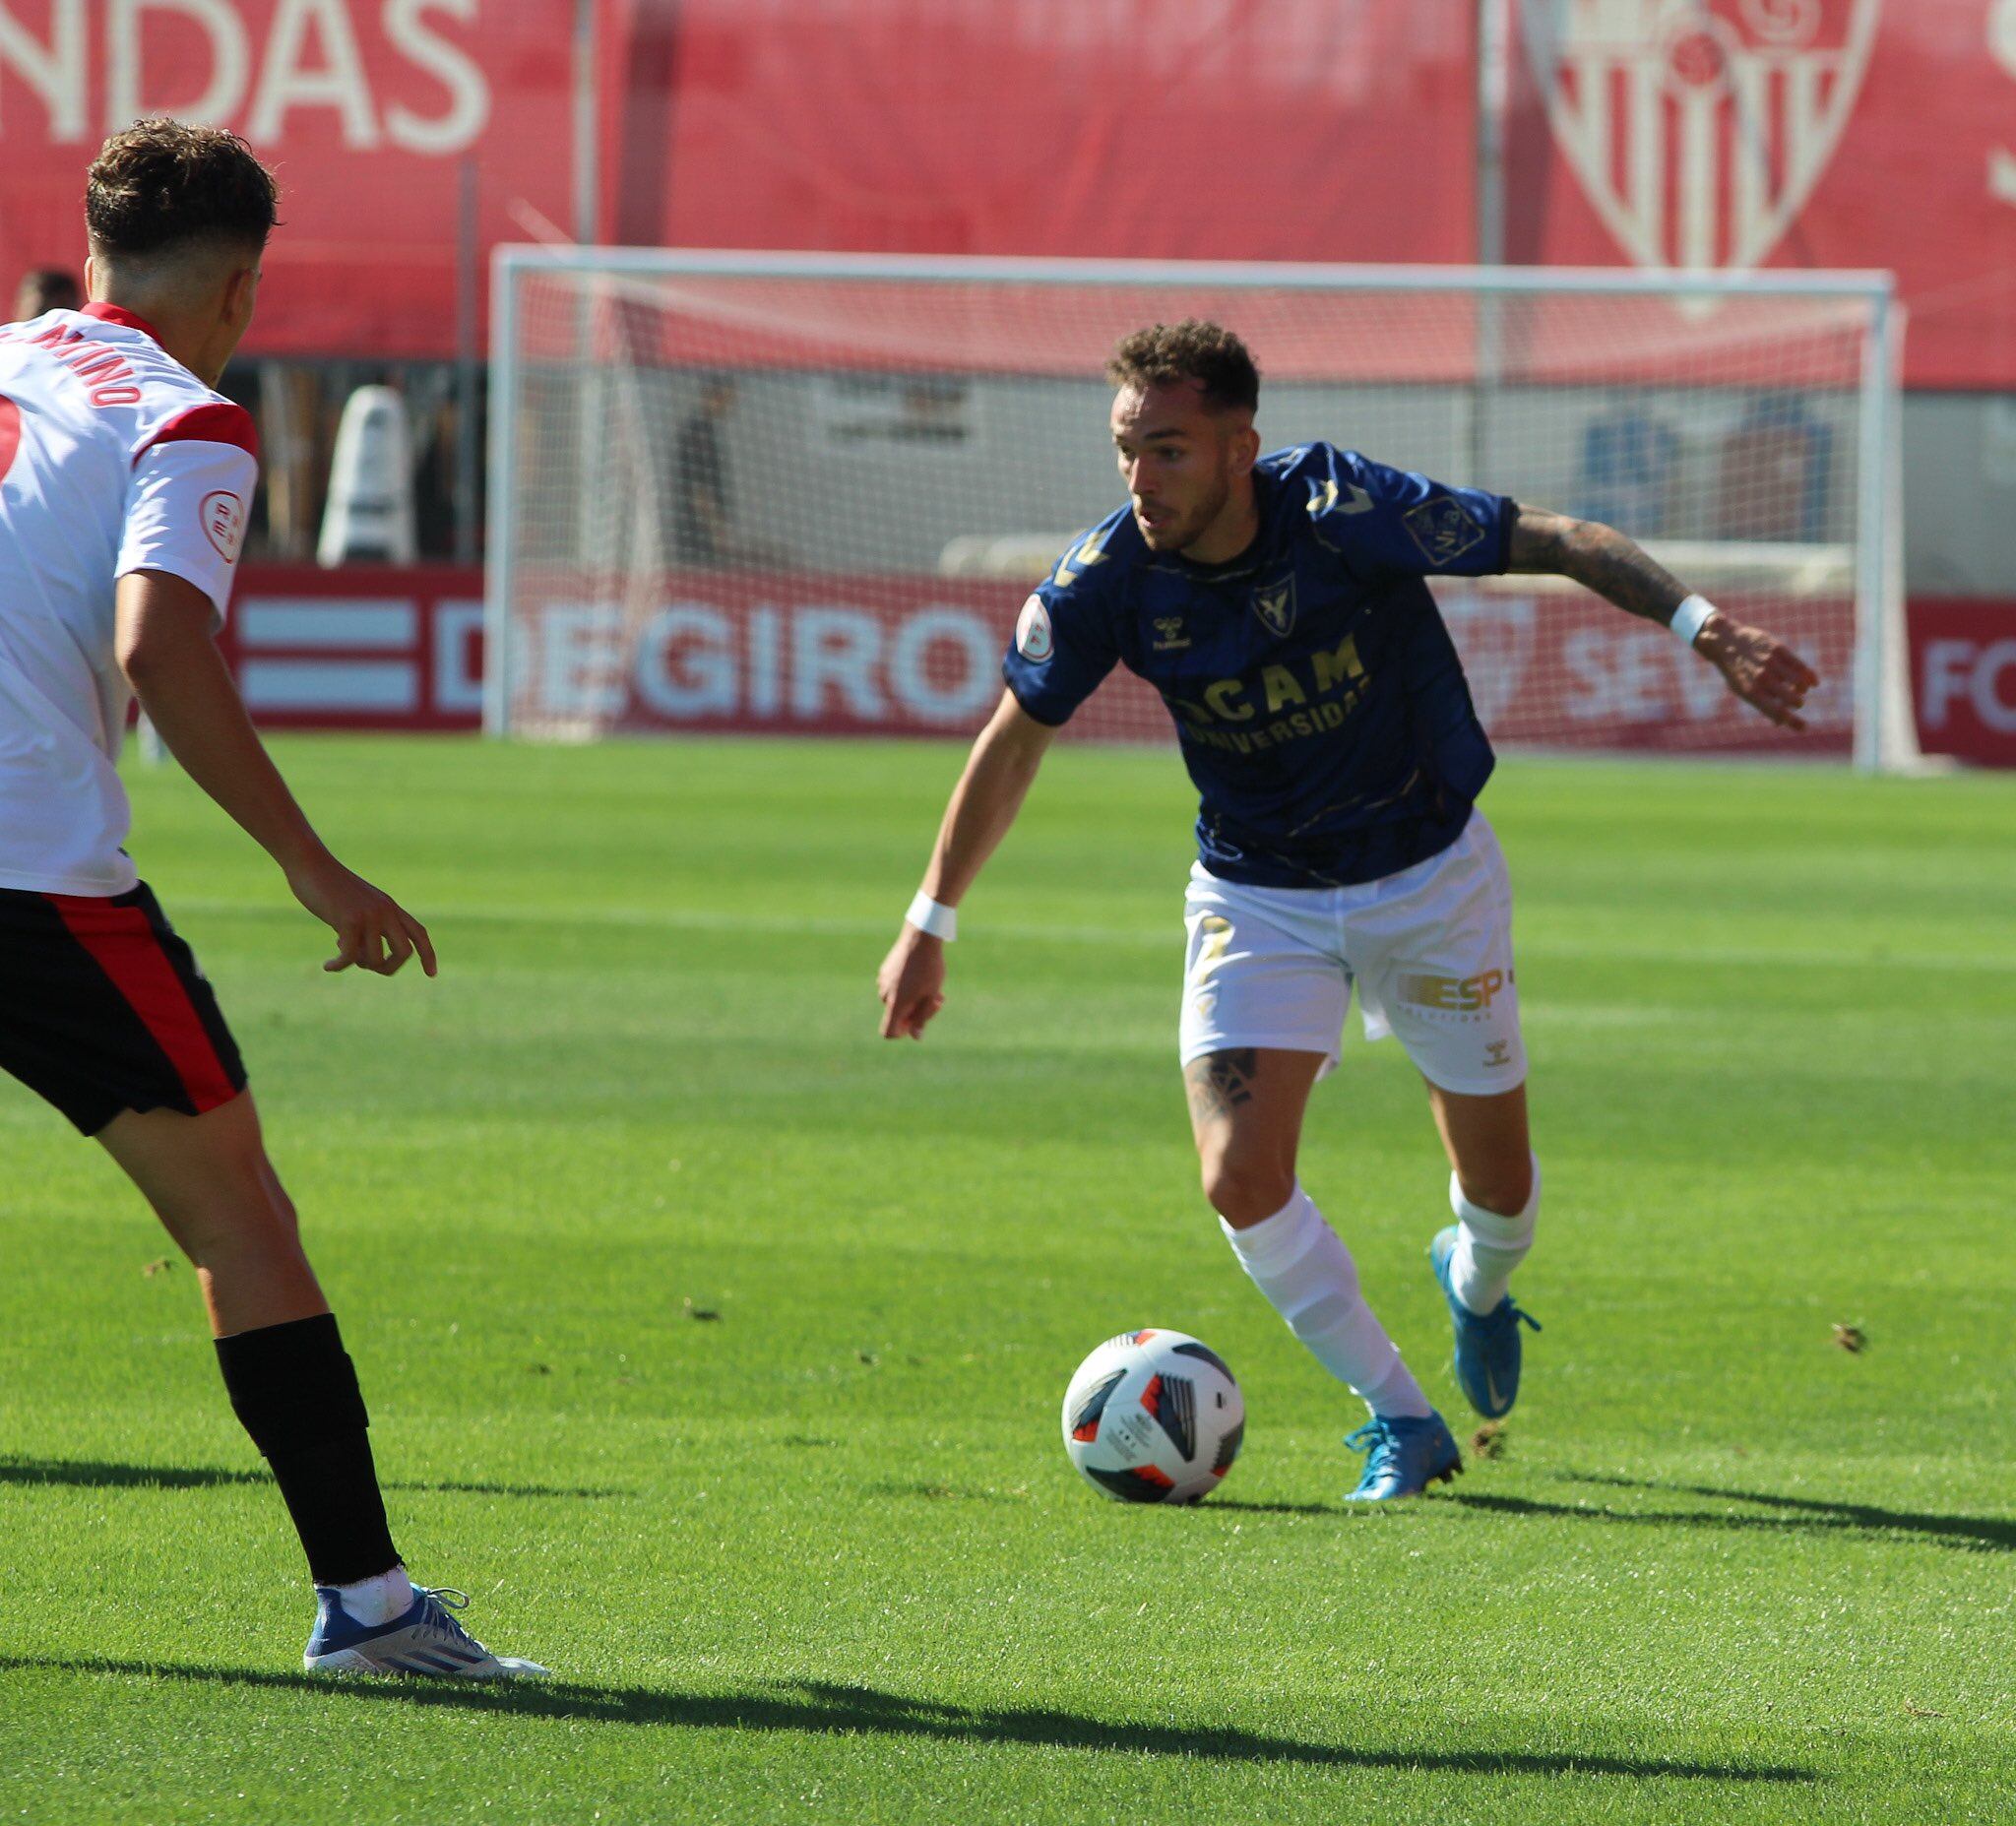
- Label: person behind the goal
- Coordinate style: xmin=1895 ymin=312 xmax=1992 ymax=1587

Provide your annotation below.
xmin=877 ymin=320 xmax=1816 ymax=1501
xmin=0 ymin=119 xmax=545 ymax=1676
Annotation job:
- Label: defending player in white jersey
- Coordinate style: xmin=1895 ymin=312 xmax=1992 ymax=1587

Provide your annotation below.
xmin=878 ymin=321 xmax=1816 ymax=1501
xmin=0 ymin=120 xmax=544 ymax=1676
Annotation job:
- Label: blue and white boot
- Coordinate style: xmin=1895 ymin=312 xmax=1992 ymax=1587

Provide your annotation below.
xmin=1342 ymin=1413 xmax=1464 ymax=1503
xmin=1431 ymin=1225 xmax=1541 ymax=1419
xmin=305 ymin=1583 xmax=549 ymax=1679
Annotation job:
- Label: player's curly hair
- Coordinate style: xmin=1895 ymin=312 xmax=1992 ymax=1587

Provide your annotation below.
xmin=86 ymin=119 xmax=279 ymax=259
xmin=1105 ymin=320 xmax=1260 ymax=413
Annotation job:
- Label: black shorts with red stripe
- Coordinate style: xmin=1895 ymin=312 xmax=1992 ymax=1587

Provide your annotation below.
xmin=0 ymin=882 xmax=247 ymax=1135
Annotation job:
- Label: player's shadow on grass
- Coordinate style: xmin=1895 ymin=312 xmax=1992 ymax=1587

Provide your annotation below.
xmin=1201 ymin=1497 xmax=1339 ymax=1517
xmin=1449 ymin=1473 xmax=2016 ymax=1553
xmin=0 ymin=1659 xmax=1812 ymax=1784
xmin=0 ymin=1457 xmax=621 ymax=1501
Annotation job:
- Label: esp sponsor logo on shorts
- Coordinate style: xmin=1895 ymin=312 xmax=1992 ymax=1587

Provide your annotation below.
xmin=1399 ymin=968 xmax=1509 ymax=1015
xmin=201 ymin=489 xmax=246 ymax=562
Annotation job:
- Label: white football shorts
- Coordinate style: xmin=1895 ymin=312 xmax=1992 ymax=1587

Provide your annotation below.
xmin=1178 ymin=811 xmax=1527 ymax=1097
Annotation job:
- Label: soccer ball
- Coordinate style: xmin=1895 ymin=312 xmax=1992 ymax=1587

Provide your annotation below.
xmin=1060 ymin=1328 xmax=1244 ymax=1504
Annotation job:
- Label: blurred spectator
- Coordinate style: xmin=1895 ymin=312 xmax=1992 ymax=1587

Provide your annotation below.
xmin=1575 ymin=406 xmax=1677 ymax=537
xmin=13 ymin=267 xmax=81 ymax=319
xmin=674 ymin=374 xmax=738 ymax=566
xmin=1717 ymin=395 xmax=1832 ymax=543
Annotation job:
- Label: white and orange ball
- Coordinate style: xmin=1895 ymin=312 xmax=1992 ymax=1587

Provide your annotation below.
xmin=1060 ymin=1328 xmax=1244 ymax=1505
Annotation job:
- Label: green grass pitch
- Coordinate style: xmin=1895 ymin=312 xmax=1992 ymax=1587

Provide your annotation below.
xmin=1 ymin=733 xmax=2012 ymax=1825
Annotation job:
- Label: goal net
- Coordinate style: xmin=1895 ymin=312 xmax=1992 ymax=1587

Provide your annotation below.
xmin=487 ymin=251 xmax=1911 ymax=769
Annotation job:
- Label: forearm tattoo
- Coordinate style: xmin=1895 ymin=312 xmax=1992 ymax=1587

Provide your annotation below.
xmin=1185 ymin=1048 xmax=1258 ymax=1126
xmin=1507 ymin=506 xmax=1687 ymax=626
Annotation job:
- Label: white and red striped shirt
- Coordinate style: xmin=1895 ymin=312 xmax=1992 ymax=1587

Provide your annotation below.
xmin=0 ymin=302 xmax=257 ymax=894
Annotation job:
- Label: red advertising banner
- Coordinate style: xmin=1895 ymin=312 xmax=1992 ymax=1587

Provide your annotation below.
xmin=1910 ymin=599 xmax=2016 ymax=766
xmin=633 ymin=1 xmax=1478 ymax=272
xmin=0 ymin=1 xmax=575 ymax=357
xmin=636 ymin=0 xmax=2016 ymax=391
xmin=1439 ymin=583 xmax=1858 ymax=758
xmin=220 ymin=563 xmax=484 ymax=727
xmin=224 ymin=565 xmax=2011 ymax=766
xmin=0 ymin=2 xmax=2011 ymax=383
xmin=501 ymin=571 xmax=1156 ymax=739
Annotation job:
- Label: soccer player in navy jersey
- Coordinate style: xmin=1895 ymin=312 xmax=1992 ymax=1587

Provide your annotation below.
xmin=878 ymin=320 xmax=1816 ymax=1500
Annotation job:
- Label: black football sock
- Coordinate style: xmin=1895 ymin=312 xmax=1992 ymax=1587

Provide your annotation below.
xmin=214 ymin=1312 xmax=401 ymax=1587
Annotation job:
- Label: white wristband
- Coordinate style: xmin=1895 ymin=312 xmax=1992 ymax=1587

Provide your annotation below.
xmin=906 ymin=891 xmax=957 ymax=941
xmin=1670 ymin=594 xmax=1717 ymax=646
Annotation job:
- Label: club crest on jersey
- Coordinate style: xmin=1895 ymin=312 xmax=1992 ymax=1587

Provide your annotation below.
xmin=200 ymin=489 xmax=245 ymax=562
xmin=1249 ymin=576 xmax=1297 ymax=639
xmin=1402 ymin=495 xmax=1484 ymax=568
xmin=1015 ymin=594 xmax=1053 ymax=661
xmin=1523 ymin=0 xmax=1880 ymax=275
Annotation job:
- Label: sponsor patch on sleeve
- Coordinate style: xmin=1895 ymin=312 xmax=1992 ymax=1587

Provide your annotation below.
xmin=200 ymin=489 xmax=246 ymax=562
xmin=1015 ymin=593 xmax=1053 ymax=661
xmin=1401 ymin=494 xmax=1485 ymax=567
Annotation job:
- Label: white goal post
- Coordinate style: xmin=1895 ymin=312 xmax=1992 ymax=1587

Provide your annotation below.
xmin=486 ymin=249 xmax=1911 ymax=770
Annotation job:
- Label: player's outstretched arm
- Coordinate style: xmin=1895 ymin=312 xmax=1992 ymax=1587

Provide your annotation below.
xmin=1507 ymin=504 xmax=1820 ymax=730
xmin=115 ymin=569 xmax=437 ymax=977
xmin=877 ymin=689 xmax=1057 ymax=1040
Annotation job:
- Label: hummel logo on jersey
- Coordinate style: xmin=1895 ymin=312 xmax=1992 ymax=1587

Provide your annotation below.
xmin=1308 ymin=477 xmax=1374 ymax=519
xmin=1250 ymin=575 xmax=1297 ymax=639
xmin=1152 ymin=616 xmax=1190 ymax=652
xmin=1053 ymin=528 xmax=1111 ymax=588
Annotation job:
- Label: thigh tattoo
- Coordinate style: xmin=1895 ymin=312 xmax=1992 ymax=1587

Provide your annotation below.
xmin=1185 ymin=1047 xmax=1258 ymax=1125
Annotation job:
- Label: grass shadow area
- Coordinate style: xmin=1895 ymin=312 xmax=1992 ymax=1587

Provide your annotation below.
xmin=0 ymin=1658 xmax=1813 ymax=1783
xmin=0 ymin=1457 xmax=622 ymax=1501
xmin=1446 ymin=1471 xmax=2016 ymax=1553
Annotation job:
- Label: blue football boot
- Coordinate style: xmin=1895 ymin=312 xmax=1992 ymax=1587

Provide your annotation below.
xmin=1431 ymin=1225 xmax=1541 ymax=1419
xmin=304 ymin=1583 xmax=549 ymax=1679
xmin=1341 ymin=1413 xmax=1463 ymax=1502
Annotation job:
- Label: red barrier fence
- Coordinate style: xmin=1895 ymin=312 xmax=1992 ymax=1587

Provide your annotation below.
xmin=1 ymin=4 xmax=2015 ymax=385
xmin=221 ymin=566 xmax=2016 ymax=767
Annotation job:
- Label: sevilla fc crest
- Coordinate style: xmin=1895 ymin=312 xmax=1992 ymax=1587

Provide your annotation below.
xmin=1523 ymin=0 xmax=1880 ymax=273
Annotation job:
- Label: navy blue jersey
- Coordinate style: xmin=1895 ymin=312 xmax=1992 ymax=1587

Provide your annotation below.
xmin=1002 ymin=443 xmax=1514 ymax=889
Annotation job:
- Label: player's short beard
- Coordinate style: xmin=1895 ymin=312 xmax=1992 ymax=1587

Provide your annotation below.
xmin=1164 ymin=466 xmax=1235 ymax=556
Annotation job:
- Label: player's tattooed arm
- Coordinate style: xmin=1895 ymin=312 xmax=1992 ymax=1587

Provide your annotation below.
xmin=1505 ymin=501 xmax=1820 ymax=729
xmin=1185 ymin=1048 xmax=1259 ymax=1126
xmin=1504 ymin=504 xmax=1686 ymax=625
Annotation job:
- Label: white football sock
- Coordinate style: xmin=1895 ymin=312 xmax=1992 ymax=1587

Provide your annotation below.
xmin=1447 ymin=1155 xmax=1541 ymax=1315
xmin=1221 ymin=1185 xmax=1432 ymax=1420
xmin=334 ymin=1562 xmax=412 ymax=1627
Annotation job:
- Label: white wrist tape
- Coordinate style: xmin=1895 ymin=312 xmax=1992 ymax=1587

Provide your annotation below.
xmin=1670 ymin=594 xmax=1717 ymax=646
xmin=906 ymin=891 xmax=957 ymax=941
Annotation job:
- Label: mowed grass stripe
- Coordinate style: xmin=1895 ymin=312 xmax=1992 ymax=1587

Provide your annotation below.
xmin=143 ymin=890 xmax=2016 ymax=977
